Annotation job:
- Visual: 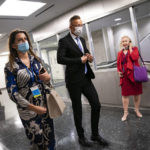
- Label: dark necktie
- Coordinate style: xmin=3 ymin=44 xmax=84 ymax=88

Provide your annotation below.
xmin=76 ymin=37 xmax=87 ymax=74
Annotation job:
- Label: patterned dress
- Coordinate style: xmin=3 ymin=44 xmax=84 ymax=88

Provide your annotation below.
xmin=4 ymin=55 xmax=55 ymax=150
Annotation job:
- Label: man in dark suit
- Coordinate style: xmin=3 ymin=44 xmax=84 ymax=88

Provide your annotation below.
xmin=57 ymin=15 xmax=108 ymax=147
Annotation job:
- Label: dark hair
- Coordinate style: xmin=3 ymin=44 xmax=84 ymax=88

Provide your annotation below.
xmin=69 ymin=15 xmax=81 ymax=24
xmin=8 ymin=29 xmax=40 ymax=70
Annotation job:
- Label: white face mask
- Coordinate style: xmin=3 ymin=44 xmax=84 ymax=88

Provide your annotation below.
xmin=74 ymin=26 xmax=83 ymax=36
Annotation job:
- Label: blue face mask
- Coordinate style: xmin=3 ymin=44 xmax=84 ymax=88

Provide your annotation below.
xmin=18 ymin=42 xmax=29 ymax=53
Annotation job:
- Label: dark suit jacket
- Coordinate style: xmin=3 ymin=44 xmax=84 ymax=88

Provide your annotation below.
xmin=57 ymin=33 xmax=95 ymax=85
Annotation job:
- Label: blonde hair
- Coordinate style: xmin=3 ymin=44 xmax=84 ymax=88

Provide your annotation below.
xmin=120 ymin=36 xmax=132 ymax=50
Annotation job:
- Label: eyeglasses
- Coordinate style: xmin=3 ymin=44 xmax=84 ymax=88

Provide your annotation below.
xmin=71 ymin=24 xmax=83 ymax=27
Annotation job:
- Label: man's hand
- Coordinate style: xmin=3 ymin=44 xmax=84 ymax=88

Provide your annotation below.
xmin=81 ymin=55 xmax=88 ymax=64
xmin=85 ymin=53 xmax=93 ymax=63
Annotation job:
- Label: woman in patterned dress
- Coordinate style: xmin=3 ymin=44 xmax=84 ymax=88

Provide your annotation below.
xmin=4 ymin=29 xmax=55 ymax=150
xmin=117 ymin=36 xmax=143 ymax=121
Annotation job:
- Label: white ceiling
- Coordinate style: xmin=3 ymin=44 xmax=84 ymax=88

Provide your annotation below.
xmin=0 ymin=0 xmax=149 ymax=36
xmin=0 ymin=0 xmax=149 ymax=41
xmin=0 ymin=0 xmax=89 ymax=34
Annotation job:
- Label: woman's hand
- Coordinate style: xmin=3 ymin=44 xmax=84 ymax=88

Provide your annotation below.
xmin=39 ymin=69 xmax=51 ymax=82
xmin=118 ymin=71 xmax=123 ymax=77
xmin=28 ymin=104 xmax=47 ymax=115
xmin=129 ymin=42 xmax=133 ymax=53
xmin=34 ymin=106 xmax=47 ymax=115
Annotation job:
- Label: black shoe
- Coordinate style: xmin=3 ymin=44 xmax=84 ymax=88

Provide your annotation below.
xmin=91 ymin=135 xmax=109 ymax=147
xmin=78 ymin=137 xmax=93 ymax=147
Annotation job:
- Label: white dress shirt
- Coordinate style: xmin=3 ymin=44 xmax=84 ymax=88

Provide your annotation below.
xmin=70 ymin=31 xmax=85 ymax=53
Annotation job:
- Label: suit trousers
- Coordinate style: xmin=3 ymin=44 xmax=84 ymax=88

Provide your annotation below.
xmin=67 ymin=76 xmax=101 ymax=138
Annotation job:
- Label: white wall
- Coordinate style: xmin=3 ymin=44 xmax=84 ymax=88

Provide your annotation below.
xmin=113 ymin=23 xmax=135 ymax=52
xmin=32 ymin=0 xmax=144 ymax=41
xmin=0 ymin=35 xmax=9 ymax=53
xmin=91 ymin=23 xmax=135 ymax=62
xmin=107 ymin=27 xmax=116 ymax=60
xmin=137 ymin=16 xmax=150 ymax=60
xmin=0 ymin=54 xmax=9 ymax=88
xmin=0 ymin=89 xmax=19 ymax=120
xmin=113 ymin=16 xmax=150 ymax=53
xmin=91 ymin=30 xmax=107 ymax=64
xmin=137 ymin=16 xmax=150 ymax=40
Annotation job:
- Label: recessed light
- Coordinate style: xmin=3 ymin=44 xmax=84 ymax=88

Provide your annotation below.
xmin=0 ymin=0 xmax=46 ymax=17
xmin=114 ymin=18 xmax=122 ymax=21
xmin=0 ymin=33 xmax=6 ymax=39
xmin=116 ymin=23 xmax=121 ymax=26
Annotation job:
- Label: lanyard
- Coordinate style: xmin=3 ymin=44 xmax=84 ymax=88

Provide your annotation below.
xmin=22 ymin=62 xmax=35 ymax=86
xmin=122 ymin=52 xmax=128 ymax=72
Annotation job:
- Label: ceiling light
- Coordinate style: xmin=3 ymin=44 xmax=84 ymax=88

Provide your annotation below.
xmin=0 ymin=0 xmax=46 ymax=17
xmin=0 ymin=33 xmax=6 ymax=39
xmin=116 ymin=23 xmax=121 ymax=26
xmin=114 ymin=18 xmax=122 ymax=21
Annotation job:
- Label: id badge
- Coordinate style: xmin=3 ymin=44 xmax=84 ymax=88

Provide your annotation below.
xmin=30 ymin=86 xmax=41 ymax=98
